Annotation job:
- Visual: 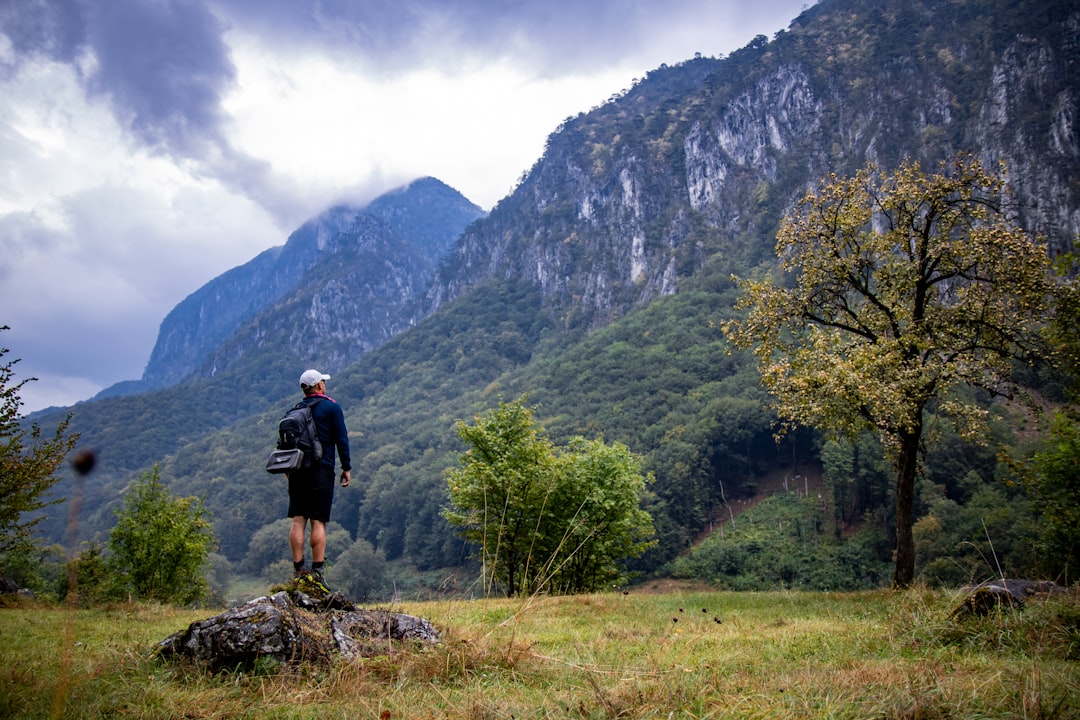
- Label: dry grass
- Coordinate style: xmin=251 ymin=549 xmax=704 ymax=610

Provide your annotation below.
xmin=1 ymin=586 xmax=1078 ymax=719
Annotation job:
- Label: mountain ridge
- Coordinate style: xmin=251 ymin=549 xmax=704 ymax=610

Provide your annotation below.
xmin=425 ymin=0 xmax=1078 ymax=329
xmin=92 ymin=177 xmax=484 ymax=401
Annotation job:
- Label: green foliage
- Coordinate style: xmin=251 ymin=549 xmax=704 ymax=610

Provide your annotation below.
xmin=443 ymin=398 xmax=560 ymax=597
xmin=242 ymin=519 xmax=351 ymax=577
xmin=241 ymin=519 xmax=294 ymax=574
xmin=202 ymin=552 xmax=233 ymax=605
xmin=544 ymin=436 xmax=657 ymax=593
xmin=106 ymin=466 xmax=216 ymax=605
xmin=914 ymin=481 xmax=1040 ymax=587
xmin=821 ymin=434 xmax=892 ymax=535
xmin=324 ymin=524 xmax=353 ymax=565
xmin=513 ymin=290 xmax=789 ymax=565
xmin=725 ymin=155 xmax=1060 ymax=587
xmin=0 ymin=542 xmax=66 ymax=598
xmin=65 ymin=541 xmax=119 ymax=605
xmin=443 ymin=397 xmax=655 ymax=596
xmin=330 ymin=537 xmax=387 ymax=601
xmin=669 ymin=491 xmax=891 ymax=590
xmin=1026 ymin=411 xmax=1080 ymax=582
xmin=24 ymin=371 xmax=290 ymax=552
xmin=0 ymin=327 xmax=79 ymax=563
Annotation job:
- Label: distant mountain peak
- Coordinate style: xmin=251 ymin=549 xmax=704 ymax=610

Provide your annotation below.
xmin=93 ymin=178 xmax=483 ymax=401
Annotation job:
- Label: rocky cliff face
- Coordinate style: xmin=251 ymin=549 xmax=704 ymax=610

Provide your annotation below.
xmin=975 ymin=28 xmax=1080 ymax=249
xmin=120 ymin=177 xmax=483 ymax=393
xmin=135 ymin=205 xmax=356 ymax=391
xmin=194 ymin=213 xmax=442 ymax=379
xmin=427 ymin=0 xmax=1079 ymax=327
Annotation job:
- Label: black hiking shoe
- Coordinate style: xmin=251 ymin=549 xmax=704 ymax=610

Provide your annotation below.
xmin=289 ymin=568 xmax=330 ymax=595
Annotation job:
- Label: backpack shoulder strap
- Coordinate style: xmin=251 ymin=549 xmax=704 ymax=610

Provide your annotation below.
xmin=303 ymin=397 xmax=326 ymax=460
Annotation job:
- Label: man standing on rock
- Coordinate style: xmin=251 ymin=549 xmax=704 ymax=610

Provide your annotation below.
xmin=288 ymin=369 xmax=351 ymax=588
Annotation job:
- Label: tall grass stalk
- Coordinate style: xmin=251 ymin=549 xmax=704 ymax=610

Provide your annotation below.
xmin=1 ymin=586 xmax=1077 ymax=719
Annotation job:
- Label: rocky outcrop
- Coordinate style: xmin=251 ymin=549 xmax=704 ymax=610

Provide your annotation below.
xmin=155 ymin=590 xmax=440 ymax=670
xmin=950 ymin=579 xmax=1066 ymax=619
xmin=975 ymin=32 xmax=1080 ymax=255
xmin=132 ymin=204 xmax=359 ymax=393
xmin=100 ymin=177 xmax=483 ymax=399
xmin=426 ymin=0 xmax=1080 ymax=331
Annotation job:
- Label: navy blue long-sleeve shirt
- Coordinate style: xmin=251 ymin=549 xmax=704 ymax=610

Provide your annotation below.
xmin=305 ymin=394 xmax=351 ymax=472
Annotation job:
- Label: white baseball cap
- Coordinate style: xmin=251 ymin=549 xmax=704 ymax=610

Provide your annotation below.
xmin=299 ymin=369 xmax=331 ymax=389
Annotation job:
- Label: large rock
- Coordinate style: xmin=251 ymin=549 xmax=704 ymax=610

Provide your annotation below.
xmin=155 ymin=590 xmax=440 ymax=670
xmin=950 ymin=579 xmax=1065 ymax=619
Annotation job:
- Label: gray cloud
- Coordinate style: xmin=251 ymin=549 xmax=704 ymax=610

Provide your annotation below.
xmin=0 ymin=0 xmax=87 ymax=66
xmin=84 ymin=0 xmax=236 ymax=156
xmin=0 ymin=210 xmax=153 ymax=391
xmin=202 ymin=145 xmax=393 ymax=230
xmin=1 ymin=0 xmax=238 ymax=163
xmin=2 ymin=0 xmax=812 ymax=211
xmin=212 ymin=0 xmax=639 ymax=71
xmin=213 ymin=0 xmax=813 ymax=74
xmin=3 ymin=0 xmax=815 ymax=158
xmin=3 ymin=1 xmax=318 ymax=240
xmin=0 ymin=210 xmax=62 ymax=282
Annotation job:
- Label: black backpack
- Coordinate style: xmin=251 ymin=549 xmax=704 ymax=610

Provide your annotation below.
xmin=276 ymin=397 xmax=325 ymax=468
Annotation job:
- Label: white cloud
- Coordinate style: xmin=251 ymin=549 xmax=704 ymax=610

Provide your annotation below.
xmin=0 ymin=56 xmax=280 ymax=407
xmin=17 ymin=373 xmax=102 ymax=415
xmin=222 ymin=40 xmax=633 ymax=213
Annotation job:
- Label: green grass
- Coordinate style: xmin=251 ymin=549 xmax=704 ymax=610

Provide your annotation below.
xmin=2 ymin=585 xmax=1078 ymax=719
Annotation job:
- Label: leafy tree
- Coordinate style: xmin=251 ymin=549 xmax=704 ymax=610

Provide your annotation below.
xmin=0 ymin=327 xmax=79 ymax=564
xmin=1026 ymin=411 xmax=1080 ymax=582
xmin=107 ymin=466 xmax=216 ymax=604
xmin=65 ymin=541 xmax=117 ymax=605
xmin=725 ymin=156 xmax=1057 ymax=587
xmin=543 ymin=437 xmax=656 ymax=593
xmin=443 ymin=397 xmax=655 ymax=596
xmin=1 ymin=542 xmax=66 ymax=598
xmin=331 ymin=538 xmax=388 ymax=601
xmin=242 ymin=519 xmax=351 ymax=576
xmin=443 ymin=399 xmax=559 ymax=596
xmin=242 ymin=519 xmax=294 ymax=574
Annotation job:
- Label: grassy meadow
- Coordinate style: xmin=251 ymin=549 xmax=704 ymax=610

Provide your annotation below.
xmin=2 ymin=583 xmax=1078 ymax=719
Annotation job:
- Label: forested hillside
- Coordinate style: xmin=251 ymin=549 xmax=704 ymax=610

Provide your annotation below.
xmin=21 ymin=0 xmax=1080 ymax=598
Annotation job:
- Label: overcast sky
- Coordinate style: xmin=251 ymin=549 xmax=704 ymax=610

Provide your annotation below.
xmin=1 ymin=0 xmax=812 ymax=413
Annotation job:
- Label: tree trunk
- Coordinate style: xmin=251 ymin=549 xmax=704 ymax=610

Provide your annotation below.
xmin=892 ymin=426 xmax=921 ymax=588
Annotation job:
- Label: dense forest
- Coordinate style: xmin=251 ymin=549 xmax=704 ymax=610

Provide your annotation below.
xmin=25 ymin=270 xmax=1066 ymax=600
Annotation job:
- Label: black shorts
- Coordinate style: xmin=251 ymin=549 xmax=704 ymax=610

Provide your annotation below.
xmin=287 ymin=463 xmax=336 ymax=523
